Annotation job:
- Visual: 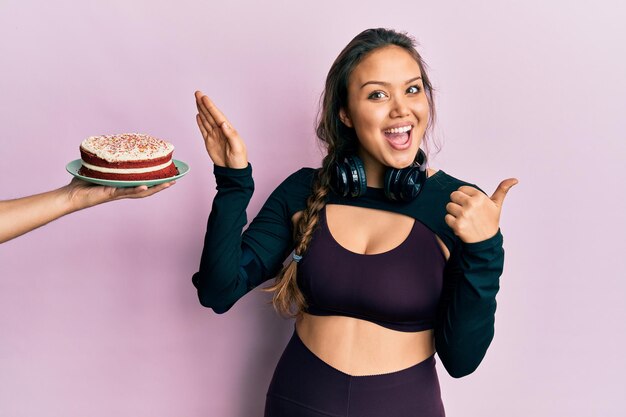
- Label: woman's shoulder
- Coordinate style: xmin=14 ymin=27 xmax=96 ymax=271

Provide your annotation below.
xmin=426 ymin=168 xmax=486 ymax=195
xmin=284 ymin=167 xmax=317 ymax=184
xmin=276 ymin=167 xmax=317 ymax=192
xmin=264 ymin=167 xmax=317 ymax=214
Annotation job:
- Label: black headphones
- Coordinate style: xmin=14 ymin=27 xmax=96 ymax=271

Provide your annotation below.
xmin=331 ymin=148 xmax=428 ymax=202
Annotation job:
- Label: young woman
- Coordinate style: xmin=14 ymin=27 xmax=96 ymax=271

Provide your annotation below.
xmin=193 ymin=28 xmax=517 ymax=417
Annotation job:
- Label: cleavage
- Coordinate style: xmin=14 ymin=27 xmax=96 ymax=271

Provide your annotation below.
xmin=324 ymin=204 xmax=415 ymax=255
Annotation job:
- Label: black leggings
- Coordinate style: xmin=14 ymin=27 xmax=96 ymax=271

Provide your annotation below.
xmin=265 ymin=327 xmax=445 ymax=417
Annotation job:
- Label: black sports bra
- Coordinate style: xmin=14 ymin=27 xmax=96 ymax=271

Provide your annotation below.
xmin=297 ymin=205 xmax=446 ymax=332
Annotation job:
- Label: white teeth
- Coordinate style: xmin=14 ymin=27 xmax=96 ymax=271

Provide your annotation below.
xmin=384 ymin=125 xmax=412 ymax=134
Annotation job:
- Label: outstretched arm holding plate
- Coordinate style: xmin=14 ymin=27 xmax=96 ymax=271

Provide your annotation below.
xmin=0 ymin=178 xmax=174 ymax=244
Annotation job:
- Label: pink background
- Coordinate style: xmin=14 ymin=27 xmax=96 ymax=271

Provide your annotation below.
xmin=1 ymin=0 xmax=624 ymax=416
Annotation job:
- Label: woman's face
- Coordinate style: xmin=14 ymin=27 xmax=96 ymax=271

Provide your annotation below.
xmin=340 ymin=45 xmax=430 ymax=183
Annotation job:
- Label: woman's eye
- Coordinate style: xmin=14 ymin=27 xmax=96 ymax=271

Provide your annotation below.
xmin=368 ymin=91 xmax=387 ymax=100
xmin=407 ymin=85 xmax=421 ymax=94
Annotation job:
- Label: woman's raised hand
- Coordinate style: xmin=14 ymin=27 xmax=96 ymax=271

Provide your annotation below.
xmin=445 ymin=178 xmax=518 ymax=244
xmin=195 ymin=91 xmax=248 ymax=169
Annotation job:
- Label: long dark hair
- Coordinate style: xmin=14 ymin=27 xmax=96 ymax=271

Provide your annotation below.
xmin=263 ymin=28 xmax=437 ymax=317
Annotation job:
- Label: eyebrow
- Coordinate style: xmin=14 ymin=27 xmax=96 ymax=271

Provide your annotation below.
xmin=360 ymin=76 xmax=422 ymax=89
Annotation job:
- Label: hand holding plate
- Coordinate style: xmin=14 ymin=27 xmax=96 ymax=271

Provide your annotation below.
xmin=64 ymin=178 xmax=175 ymax=210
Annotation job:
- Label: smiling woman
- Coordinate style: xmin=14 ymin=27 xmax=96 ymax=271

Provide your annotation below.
xmin=192 ymin=27 xmax=516 ymax=416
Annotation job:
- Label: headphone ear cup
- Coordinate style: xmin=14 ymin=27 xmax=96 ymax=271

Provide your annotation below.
xmin=332 ymin=158 xmax=350 ymax=197
xmin=384 ymin=149 xmax=428 ymax=202
xmin=332 ymin=155 xmax=367 ymax=198
xmin=399 ymin=165 xmax=426 ymax=201
xmin=384 ymin=167 xmax=402 ymax=201
xmin=385 ymin=166 xmax=426 ymax=202
xmin=346 ymin=155 xmax=367 ymax=197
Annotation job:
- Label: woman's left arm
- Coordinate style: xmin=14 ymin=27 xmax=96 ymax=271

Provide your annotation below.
xmin=435 ymin=178 xmax=518 ymax=378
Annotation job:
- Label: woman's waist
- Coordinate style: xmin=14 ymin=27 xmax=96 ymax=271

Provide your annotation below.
xmin=295 ymin=313 xmax=435 ymax=376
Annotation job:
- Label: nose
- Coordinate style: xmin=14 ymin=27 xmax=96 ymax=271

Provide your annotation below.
xmin=389 ymin=95 xmax=410 ymax=118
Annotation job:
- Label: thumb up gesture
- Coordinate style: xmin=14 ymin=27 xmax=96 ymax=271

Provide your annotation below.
xmin=445 ymin=178 xmax=518 ymax=243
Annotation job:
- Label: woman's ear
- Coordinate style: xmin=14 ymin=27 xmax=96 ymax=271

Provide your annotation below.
xmin=339 ymin=108 xmax=353 ymax=128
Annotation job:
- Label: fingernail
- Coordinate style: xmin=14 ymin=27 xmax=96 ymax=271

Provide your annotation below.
xmin=222 ymin=122 xmax=229 ymax=130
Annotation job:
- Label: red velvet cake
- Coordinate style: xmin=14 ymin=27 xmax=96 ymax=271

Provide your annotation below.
xmin=78 ymin=133 xmax=178 ymax=181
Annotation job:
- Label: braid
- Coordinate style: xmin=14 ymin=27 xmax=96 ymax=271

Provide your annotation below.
xmin=262 ymin=155 xmax=334 ymax=318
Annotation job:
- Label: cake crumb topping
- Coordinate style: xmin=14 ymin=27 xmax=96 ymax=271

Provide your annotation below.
xmin=80 ymin=133 xmax=174 ymax=162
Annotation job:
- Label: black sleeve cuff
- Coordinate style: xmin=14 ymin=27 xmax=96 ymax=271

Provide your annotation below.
xmin=213 ymin=163 xmax=252 ymax=177
xmin=213 ymin=163 xmax=253 ymax=190
xmin=461 ymin=228 xmax=503 ymax=252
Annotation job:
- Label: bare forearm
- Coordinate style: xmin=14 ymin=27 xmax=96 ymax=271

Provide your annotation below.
xmin=0 ymin=186 xmax=75 ymax=244
xmin=0 ymin=176 xmax=174 ymax=244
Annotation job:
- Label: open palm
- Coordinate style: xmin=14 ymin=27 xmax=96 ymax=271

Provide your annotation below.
xmin=194 ymin=90 xmax=248 ymax=169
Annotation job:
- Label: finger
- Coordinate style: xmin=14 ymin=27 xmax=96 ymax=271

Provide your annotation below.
xmin=195 ymin=94 xmax=211 ymax=124
xmin=201 ymin=95 xmax=230 ymax=128
xmin=195 ymin=99 xmax=207 ymax=125
xmin=196 ymin=113 xmax=210 ymax=138
xmin=449 ymin=190 xmax=471 ymax=205
xmin=138 ymin=181 xmax=175 ymax=197
xmin=445 ymin=201 xmax=463 ymax=217
xmin=218 ymin=121 xmax=247 ymax=157
xmin=195 ymin=91 xmax=205 ymax=116
xmin=196 ymin=91 xmax=219 ymax=129
xmin=490 ymin=178 xmax=519 ymax=206
xmin=444 ymin=213 xmax=456 ymax=229
xmin=113 ymin=181 xmax=173 ymax=199
xmin=196 ymin=114 xmax=207 ymax=136
xmin=113 ymin=185 xmax=148 ymax=198
xmin=458 ymin=185 xmax=481 ymax=196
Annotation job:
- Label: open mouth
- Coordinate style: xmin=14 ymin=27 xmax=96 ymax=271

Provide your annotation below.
xmin=383 ymin=125 xmax=413 ymax=150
